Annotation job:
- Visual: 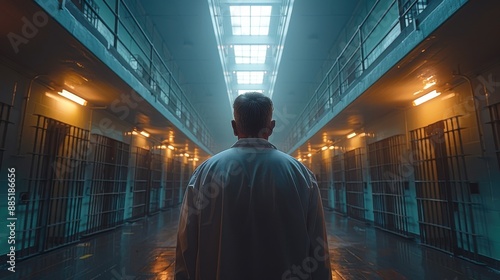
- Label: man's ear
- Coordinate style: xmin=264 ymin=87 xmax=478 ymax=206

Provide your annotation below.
xmin=268 ymin=120 xmax=276 ymax=137
xmin=231 ymin=120 xmax=238 ymax=136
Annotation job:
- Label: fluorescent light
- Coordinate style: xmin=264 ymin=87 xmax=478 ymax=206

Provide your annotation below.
xmin=140 ymin=131 xmax=150 ymax=137
xmin=329 ymin=146 xmax=334 ymax=150
xmin=184 ymin=153 xmax=189 ymax=157
xmin=347 ymin=132 xmax=357 ymax=139
xmin=58 ymin=89 xmax=87 ymax=106
xmin=413 ymin=90 xmax=441 ymax=106
xmin=423 ymin=81 xmax=436 ymax=90
xmin=307 ymin=153 xmax=312 ymax=157
xmin=167 ymin=145 xmax=175 ymax=150
xmin=194 ymin=157 xmax=199 ymax=161
xmin=321 ymin=146 xmax=328 ymax=151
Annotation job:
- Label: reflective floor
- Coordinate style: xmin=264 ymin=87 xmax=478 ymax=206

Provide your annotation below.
xmin=1 ymin=208 xmax=499 ymax=279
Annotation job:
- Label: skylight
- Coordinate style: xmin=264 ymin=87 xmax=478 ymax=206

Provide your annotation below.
xmin=209 ymin=0 xmax=295 ymax=103
xmin=230 ymin=6 xmax=272 ymax=36
xmin=234 ymin=45 xmax=267 ymax=64
xmin=238 ymin=90 xmax=264 ymax=95
xmin=236 ymin=71 xmax=265 ymax=84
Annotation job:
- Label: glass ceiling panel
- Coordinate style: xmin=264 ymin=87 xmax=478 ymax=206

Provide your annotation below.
xmin=230 ymin=6 xmax=272 ymax=36
xmin=236 ymin=71 xmax=265 ymax=84
xmin=234 ymin=45 xmax=267 ymax=64
xmin=238 ymin=90 xmax=264 ymax=95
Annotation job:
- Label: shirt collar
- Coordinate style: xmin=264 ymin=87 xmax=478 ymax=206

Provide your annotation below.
xmin=231 ymin=138 xmax=277 ymax=149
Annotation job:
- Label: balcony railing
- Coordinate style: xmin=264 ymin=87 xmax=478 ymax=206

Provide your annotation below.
xmin=68 ymin=0 xmax=214 ymax=152
xmin=282 ymin=0 xmax=435 ymax=153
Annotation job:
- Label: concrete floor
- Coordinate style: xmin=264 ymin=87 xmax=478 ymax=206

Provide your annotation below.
xmin=1 ymin=208 xmax=499 ymax=279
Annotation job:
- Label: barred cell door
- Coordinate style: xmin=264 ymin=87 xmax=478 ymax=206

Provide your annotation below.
xmin=368 ymin=135 xmax=411 ymax=237
xmin=344 ymin=148 xmax=366 ymax=221
xmin=163 ymin=157 xmax=174 ymax=207
xmin=86 ymin=135 xmax=129 ymax=234
xmin=131 ymin=147 xmax=151 ymax=219
xmin=332 ymin=154 xmax=346 ymax=214
xmin=21 ymin=116 xmax=88 ymax=257
xmin=0 ymin=102 xmax=12 ymax=170
xmin=410 ymin=117 xmax=480 ymax=260
xmin=149 ymin=152 xmax=163 ymax=214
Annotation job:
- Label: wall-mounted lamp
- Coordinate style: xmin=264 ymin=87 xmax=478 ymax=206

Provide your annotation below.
xmin=58 ymin=89 xmax=87 ymax=106
xmin=413 ymin=90 xmax=441 ymax=106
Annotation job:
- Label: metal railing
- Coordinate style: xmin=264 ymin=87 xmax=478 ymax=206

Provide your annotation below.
xmin=68 ymin=0 xmax=214 ymax=152
xmin=283 ymin=0 xmax=433 ymax=152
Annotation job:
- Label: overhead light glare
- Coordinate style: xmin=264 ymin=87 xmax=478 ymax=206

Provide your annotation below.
xmin=321 ymin=146 xmax=328 ymax=151
xmin=423 ymin=81 xmax=436 ymax=90
xmin=140 ymin=131 xmax=150 ymax=137
xmin=167 ymin=145 xmax=175 ymax=150
xmin=58 ymin=89 xmax=87 ymax=106
xmin=347 ymin=132 xmax=357 ymax=139
xmin=413 ymin=90 xmax=441 ymax=106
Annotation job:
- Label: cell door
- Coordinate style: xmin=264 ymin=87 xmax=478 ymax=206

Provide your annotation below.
xmin=21 ymin=116 xmax=88 ymax=257
xmin=344 ymin=148 xmax=366 ymax=221
xmin=410 ymin=117 xmax=480 ymax=260
xmin=332 ymin=154 xmax=346 ymax=214
xmin=131 ymin=147 xmax=151 ymax=219
xmin=86 ymin=134 xmax=129 ymax=234
xmin=368 ymin=135 xmax=411 ymax=237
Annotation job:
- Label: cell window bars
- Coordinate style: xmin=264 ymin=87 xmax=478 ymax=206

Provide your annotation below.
xmin=86 ymin=134 xmax=129 ymax=235
xmin=20 ymin=115 xmax=89 ymax=258
xmin=410 ymin=116 xmax=481 ymax=261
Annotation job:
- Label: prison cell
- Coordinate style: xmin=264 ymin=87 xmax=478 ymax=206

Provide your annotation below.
xmin=20 ymin=115 xmax=89 ymax=258
xmin=332 ymin=154 xmax=346 ymax=214
xmin=368 ymin=135 xmax=411 ymax=237
xmin=182 ymin=163 xmax=192 ymax=200
xmin=410 ymin=116 xmax=480 ymax=261
xmin=344 ymin=148 xmax=366 ymax=221
xmin=86 ymin=134 xmax=129 ymax=235
xmin=487 ymin=102 xmax=500 ymax=170
xmin=130 ymin=147 xmax=151 ymax=219
xmin=0 ymin=102 xmax=11 ymax=170
xmin=163 ymin=157 xmax=174 ymax=207
xmin=318 ymin=157 xmax=332 ymax=209
xmin=149 ymin=151 xmax=163 ymax=214
xmin=171 ymin=159 xmax=182 ymax=205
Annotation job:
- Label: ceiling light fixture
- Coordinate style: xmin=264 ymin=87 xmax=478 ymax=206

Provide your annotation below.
xmin=347 ymin=132 xmax=357 ymax=139
xmin=58 ymin=89 xmax=87 ymax=106
xmin=413 ymin=90 xmax=441 ymax=106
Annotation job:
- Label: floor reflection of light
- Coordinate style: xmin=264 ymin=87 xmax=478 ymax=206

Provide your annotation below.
xmin=149 ymin=250 xmax=175 ymax=279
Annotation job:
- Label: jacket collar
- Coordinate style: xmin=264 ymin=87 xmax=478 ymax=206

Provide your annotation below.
xmin=231 ymin=138 xmax=277 ymax=149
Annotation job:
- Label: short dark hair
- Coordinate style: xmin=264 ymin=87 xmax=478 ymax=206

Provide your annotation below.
xmin=233 ymin=92 xmax=273 ymax=137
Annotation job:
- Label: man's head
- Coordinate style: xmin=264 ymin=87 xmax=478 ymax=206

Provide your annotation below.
xmin=231 ymin=92 xmax=275 ymax=139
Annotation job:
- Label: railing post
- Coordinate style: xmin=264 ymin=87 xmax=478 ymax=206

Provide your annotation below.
xmin=113 ymin=0 xmax=119 ymax=49
xmin=358 ymin=26 xmax=365 ymax=72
